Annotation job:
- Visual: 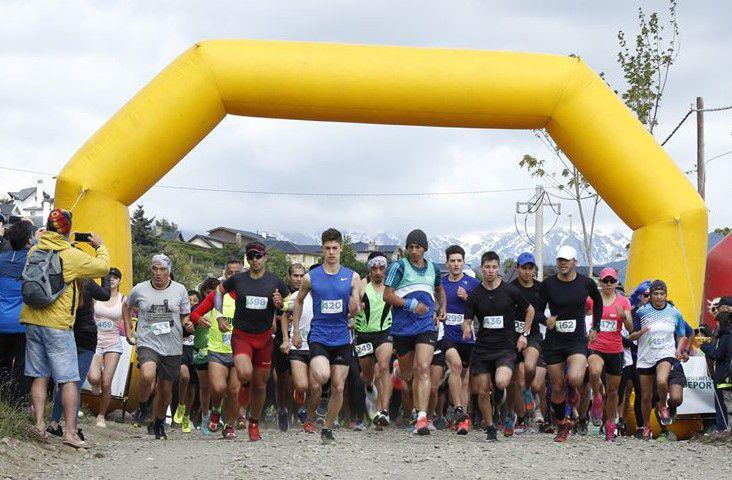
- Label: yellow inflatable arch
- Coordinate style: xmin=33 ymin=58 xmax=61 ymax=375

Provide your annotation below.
xmin=55 ymin=40 xmax=706 ymax=323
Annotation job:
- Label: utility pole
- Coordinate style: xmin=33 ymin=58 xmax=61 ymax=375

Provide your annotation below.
xmin=696 ymin=97 xmax=705 ymax=200
xmin=516 ymin=185 xmax=560 ymax=280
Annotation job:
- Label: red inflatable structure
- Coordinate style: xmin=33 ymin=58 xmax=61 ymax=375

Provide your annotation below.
xmin=702 ymin=233 xmax=732 ymax=329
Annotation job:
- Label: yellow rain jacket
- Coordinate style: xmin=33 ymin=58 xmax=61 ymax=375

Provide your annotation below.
xmin=21 ymin=231 xmax=110 ymax=330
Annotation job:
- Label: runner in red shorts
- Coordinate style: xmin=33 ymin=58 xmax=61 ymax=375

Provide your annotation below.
xmin=215 ymin=241 xmax=288 ymax=441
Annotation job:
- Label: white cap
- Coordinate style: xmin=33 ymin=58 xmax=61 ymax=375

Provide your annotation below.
xmin=556 ymin=245 xmax=578 ymax=261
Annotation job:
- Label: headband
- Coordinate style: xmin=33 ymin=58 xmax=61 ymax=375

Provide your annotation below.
xmin=367 ymin=256 xmax=388 ymax=269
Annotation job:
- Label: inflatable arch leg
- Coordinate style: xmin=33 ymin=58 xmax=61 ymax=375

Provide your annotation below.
xmin=54 ymin=40 xmax=706 ymax=324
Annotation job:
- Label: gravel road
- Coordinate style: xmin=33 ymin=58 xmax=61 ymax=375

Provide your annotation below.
xmin=4 ymin=420 xmax=729 ymax=480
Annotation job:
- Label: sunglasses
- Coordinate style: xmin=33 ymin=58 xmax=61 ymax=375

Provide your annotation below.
xmin=600 ymin=278 xmax=617 ymax=284
xmin=642 ymin=293 xmax=651 ymax=298
xmin=246 ymin=252 xmax=264 ymax=261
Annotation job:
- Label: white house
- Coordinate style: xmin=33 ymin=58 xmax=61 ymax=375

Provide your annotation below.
xmin=7 ymin=179 xmax=53 ymax=222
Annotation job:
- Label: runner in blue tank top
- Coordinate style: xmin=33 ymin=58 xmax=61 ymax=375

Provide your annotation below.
xmin=384 ymin=229 xmax=446 ymax=436
xmin=440 ymin=245 xmax=479 ymax=434
xmin=291 ymin=228 xmax=360 ymax=444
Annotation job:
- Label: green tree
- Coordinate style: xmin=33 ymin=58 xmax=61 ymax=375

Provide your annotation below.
xmin=617 ymin=0 xmax=679 ymax=135
xmin=130 ymin=204 xmax=158 ymax=248
xmin=714 ymin=227 xmax=731 ymax=237
xmin=341 ymin=236 xmax=367 ymax=277
xmin=265 ymin=248 xmax=292 ymax=280
xmin=155 ymin=218 xmax=179 ymax=235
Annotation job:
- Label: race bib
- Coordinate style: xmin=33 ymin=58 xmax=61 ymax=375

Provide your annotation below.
xmin=222 ymin=332 xmax=232 ymax=346
xmin=151 ymin=321 xmax=171 ymax=336
xmin=97 ymin=319 xmax=116 ymax=331
xmin=445 ymin=313 xmax=463 ymax=326
xmin=246 ymin=296 xmax=268 ymax=310
xmin=600 ymin=319 xmax=617 ymax=332
xmin=299 ymin=327 xmax=309 ymax=340
xmin=514 ymin=320 xmax=525 ymax=334
xmin=182 ymin=335 xmax=194 ymax=346
xmin=483 ymin=316 xmax=504 ymax=329
xmin=321 ymin=299 xmax=343 ymax=315
xmin=555 ymin=319 xmax=577 ymax=333
xmin=355 ymin=342 xmax=374 ymax=357
xmin=649 ymin=337 xmax=665 ymax=349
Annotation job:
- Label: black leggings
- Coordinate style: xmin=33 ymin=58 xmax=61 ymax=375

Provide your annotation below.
xmin=618 ymin=364 xmax=642 ymax=425
xmin=345 ymin=352 xmax=366 ymax=421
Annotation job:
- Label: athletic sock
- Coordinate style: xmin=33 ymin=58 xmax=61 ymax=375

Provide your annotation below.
xmin=417 ymin=411 xmax=427 ymax=420
xmin=249 ymin=417 xmax=259 ymax=424
xmin=552 ymin=401 xmax=566 ymax=422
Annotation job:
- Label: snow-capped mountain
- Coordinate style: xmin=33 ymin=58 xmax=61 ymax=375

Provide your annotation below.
xmin=275 ymin=228 xmax=630 ymax=266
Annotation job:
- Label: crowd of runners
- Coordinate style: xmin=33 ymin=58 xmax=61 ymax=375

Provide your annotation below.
xmin=2 ymin=210 xmax=714 ymax=449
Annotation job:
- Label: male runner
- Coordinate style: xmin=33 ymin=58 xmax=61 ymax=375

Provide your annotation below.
xmin=464 ymin=251 xmax=534 ymax=441
xmin=281 ymin=264 xmax=318 ymax=433
xmin=630 ymin=280 xmax=692 ymax=440
xmin=541 ymin=245 xmax=602 ymax=443
xmin=292 ymin=228 xmax=360 ymax=444
xmin=215 ymin=243 xmax=287 ymax=441
xmin=383 ymin=229 xmax=446 ymax=436
xmin=125 ymin=254 xmax=193 ymax=440
xmin=353 ymin=251 xmax=394 ymax=427
xmin=441 ymin=245 xmax=479 ymax=434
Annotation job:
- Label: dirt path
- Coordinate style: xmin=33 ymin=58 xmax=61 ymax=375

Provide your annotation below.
xmin=3 ymin=420 xmax=730 ymax=480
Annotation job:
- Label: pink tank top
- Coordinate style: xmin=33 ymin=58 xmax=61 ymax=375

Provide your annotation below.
xmin=94 ymin=293 xmax=125 ymax=349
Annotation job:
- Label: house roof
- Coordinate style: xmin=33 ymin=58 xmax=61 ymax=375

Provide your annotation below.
xmin=188 ymin=234 xmax=224 ymax=248
xmin=8 ymin=187 xmax=52 ymax=202
xmin=350 ymin=242 xmax=400 ymax=253
xmin=206 ymin=226 xmax=266 ymax=243
xmin=159 ymin=229 xmax=184 ymax=241
xmin=265 ymin=240 xmax=322 ymax=255
xmin=0 ymin=203 xmax=21 ymax=218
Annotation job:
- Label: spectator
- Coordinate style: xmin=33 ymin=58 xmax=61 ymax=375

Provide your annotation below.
xmin=0 ymin=219 xmax=34 ymax=403
xmin=47 ymin=274 xmax=111 ymax=440
xmin=700 ymin=310 xmax=732 ymax=432
xmin=21 ymin=209 xmax=110 ymax=449
xmin=0 ymin=213 xmax=8 ymax=252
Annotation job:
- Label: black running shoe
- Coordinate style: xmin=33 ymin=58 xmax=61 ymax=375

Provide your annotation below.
xmin=321 ymin=428 xmax=336 ymax=444
xmin=485 ymin=425 xmax=498 ymax=441
xmin=155 ymin=420 xmax=167 ymax=440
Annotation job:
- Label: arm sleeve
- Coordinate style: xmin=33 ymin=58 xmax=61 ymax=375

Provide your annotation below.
xmin=88 ymin=275 xmax=112 ymax=302
xmin=632 ymin=307 xmax=642 ymax=331
xmin=464 ymin=293 xmax=475 ymax=321
xmin=588 ymin=279 xmax=603 ymax=330
xmin=384 ymin=261 xmax=404 ymax=289
xmin=64 ymin=245 xmax=111 ymax=282
xmin=190 ymin=290 xmax=215 ymax=323
xmin=180 ymin=286 xmax=191 ymax=315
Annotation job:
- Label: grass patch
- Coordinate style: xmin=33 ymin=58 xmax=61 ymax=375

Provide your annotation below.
xmin=0 ymin=384 xmax=33 ymax=441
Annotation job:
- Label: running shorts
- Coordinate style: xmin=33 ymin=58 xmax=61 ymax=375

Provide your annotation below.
xmin=588 ymin=349 xmax=624 ymax=376
xmin=442 ymin=339 xmax=473 ymax=368
xmin=637 ymin=357 xmax=676 ymax=376
xmin=470 ymin=349 xmax=516 ymax=376
xmin=309 ymin=342 xmax=352 ymax=366
xmin=136 ymin=346 xmax=181 ymax=382
xmin=392 ymin=331 xmax=437 ymax=357
xmin=231 ymin=328 xmax=273 ymax=369
xmin=354 ymin=331 xmax=393 ymax=359
xmin=289 ymin=349 xmax=311 ymax=364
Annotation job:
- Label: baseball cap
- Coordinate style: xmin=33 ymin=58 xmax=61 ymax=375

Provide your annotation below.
xmin=556 ymin=245 xmax=577 ymax=261
xmin=517 ymin=252 xmax=536 ymax=267
xmin=599 ymin=267 xmax=618 ymax=281
xmin=245 ymin=241 xmax=266 ymax=255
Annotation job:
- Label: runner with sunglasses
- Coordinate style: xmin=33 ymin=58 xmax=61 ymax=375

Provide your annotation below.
xmin=585 ymin=267 xmax=634 ymax=441
xmin=215 ymin=242 xmax=288 ymax=441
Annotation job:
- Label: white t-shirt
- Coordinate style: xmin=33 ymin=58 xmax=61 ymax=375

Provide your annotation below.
xmin=290 ymin=292 xmax=313 ymax=351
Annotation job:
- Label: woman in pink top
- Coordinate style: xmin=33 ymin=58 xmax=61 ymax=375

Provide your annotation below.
xmin=586 ymin=267 xmax=634 ymax=441
xmin=87 ymin=267 xmax=128 ymax=427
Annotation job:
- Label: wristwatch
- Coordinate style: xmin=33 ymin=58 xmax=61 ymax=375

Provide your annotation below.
xmin=522 ymin=332 xmax=530 ymax=338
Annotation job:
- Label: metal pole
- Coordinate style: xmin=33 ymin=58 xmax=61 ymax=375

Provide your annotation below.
xmin=534 ymin=185 xmax=544 ymax=280
xmin=696 ymin=97 xmax=705 ymax=199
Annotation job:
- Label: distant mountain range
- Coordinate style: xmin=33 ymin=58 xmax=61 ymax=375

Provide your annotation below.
xmin=272 ymin=228 xmax=631 ymax=266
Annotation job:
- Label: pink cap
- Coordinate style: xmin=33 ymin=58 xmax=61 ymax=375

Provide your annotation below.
xmin=599 ymin=267 xmax=618 ymax=281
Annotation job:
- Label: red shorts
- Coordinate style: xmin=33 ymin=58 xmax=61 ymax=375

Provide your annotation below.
xmin=231 ymin=328 xmax=273 ymax=368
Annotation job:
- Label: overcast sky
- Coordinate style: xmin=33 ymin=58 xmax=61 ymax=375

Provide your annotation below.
xmin=2 ymin=1 xmax=730 ymax=239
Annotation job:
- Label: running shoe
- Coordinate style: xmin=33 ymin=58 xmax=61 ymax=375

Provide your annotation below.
xmin=428 ymin=420 xmax=437 ymax=432
xmin=316 ymin=399 xmax=328 ymax=420
xmin=154 ymin=420 xmax=167 ymax=440
xmin=456 ymin=418 xmax=471 ymax=435
xmin=503 ymin=413 xmax=516 ymax=437
xmin=537 ymin=420 xmax=554 ymax=434
xmin=522 ymin=388 xmax=535 ymax=413
xmin=297 ymin=406 xmax=308 ymax=425
xmin=634 ymin=428 xmax=644 ymax=439
xmin=642 ymin=425 xmax=653 ymax=441
xmin=658 ymin=405 xmax=671 ymax=426
xmin=278 ymin=408 xmax=289 ymax=432
xmin=414 ymin=416 xmax=430 ymax=436
xmin=96 ymin=416 xmax=107 ymax=428
xmin=222 ymin=424 xmax=236 ymax=440
xmin=248 ymin=421 xmax=262 ymax=442
xmin=321 ymin=428 xmax=336 ymax=444
xmin=236 ymin=414 xmax=247 ymax=430
xmin=209 ymin=410 xmax=221 ymax=432
xmin=131 ymin=402 xmax=149 ymax=427
xmin=485 ymin=424 xmax=498 ymax=441
xmin=657 ymin=429 xmax=669 ymax=442
xmin=604 ymin=420 xmax=616 ymax=442
xmin=353 ymin=420 xmax=366 ymax=431
xmin=574 ymin=417 xmax=588 ymax=436
xmin=554 ymin=420 xmax=571 ymax=443
xmin=365 ymin=384 xmax=378 ymax=419
xmin=181 ymin=414 xmax=192 ymax=433
xmin=590 ymin=393 xmax=603 ymax=426
xmin=514 ymin=417 xmax=528 ymax=435
xmin=173 ymin=404 xmax=186 ymax=425
xmin=201 ymin=414 xmax=212 ymax=436
xmin=303 ymin=421 xmax=316 ymax=434
xmin=433 ymin=415 xmax=448 ymax=430
xmin=264 ymin=405 xmax=275 ymax=424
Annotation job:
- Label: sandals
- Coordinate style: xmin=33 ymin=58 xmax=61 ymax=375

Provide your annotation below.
xmin=62 ymin=437 xmax=88 ymax=450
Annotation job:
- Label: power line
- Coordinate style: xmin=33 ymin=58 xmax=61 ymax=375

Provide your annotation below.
xmin=0 ymin=165 xmax=536 ymax=198
xmin=661 ymin=104 xmax=732 ymax=146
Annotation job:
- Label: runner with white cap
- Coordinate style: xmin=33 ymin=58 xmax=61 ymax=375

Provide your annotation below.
xmin=540 ymin=245 xmax=602 ymax=443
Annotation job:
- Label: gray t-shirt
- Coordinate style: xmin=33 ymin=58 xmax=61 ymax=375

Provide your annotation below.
xmin=127 ymin=280 xmax=190 ymax=356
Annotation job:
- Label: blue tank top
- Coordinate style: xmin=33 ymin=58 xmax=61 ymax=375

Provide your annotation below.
xmin=308 ymin=265 xmax=355 ymax=347
xmin=442 ymin=274 xmax=480 ymax=344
